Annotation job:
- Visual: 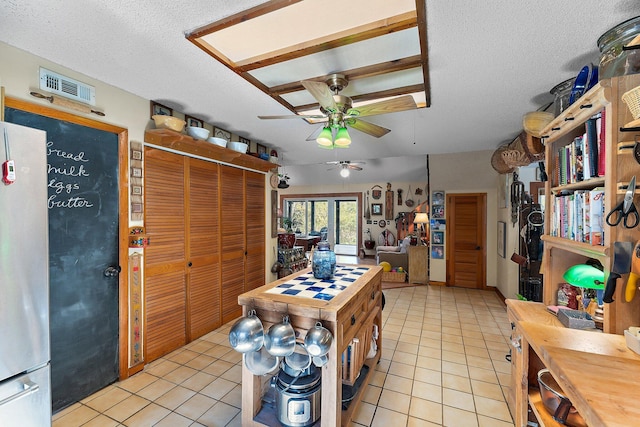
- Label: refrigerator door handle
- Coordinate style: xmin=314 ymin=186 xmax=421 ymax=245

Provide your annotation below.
xmin=0 ymin=381 xmax=40 ymax=406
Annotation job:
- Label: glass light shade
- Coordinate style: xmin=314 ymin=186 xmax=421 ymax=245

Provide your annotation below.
xmin=316 ymin=127 xmax=333 ymax=146
xmin=562 ymin=265 xmax=605 ymax=289
xmin=340 ymin=166 xmax=350 ymax=177
xmin=413 ymin=212 xmax=429 ymax=224
xmin=334 ymin=127 xmax=351 ymax=146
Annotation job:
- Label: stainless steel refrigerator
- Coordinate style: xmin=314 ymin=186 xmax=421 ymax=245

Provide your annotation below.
xmin=0 ymin=121 xmax=51 ymax=426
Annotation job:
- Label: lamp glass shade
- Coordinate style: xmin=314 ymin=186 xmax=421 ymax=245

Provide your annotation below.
xmin=334 ymin=127 xmax=351 ymax=146
xmin=562 ymin=264 xmax=605 ymax=289
xmin=413 ymin=212 xmax=429 ymax=224
xmin=316 ymin=127 xmax=333 ymax=146
xmin=339 ymin=166 xmax=350 ymax=177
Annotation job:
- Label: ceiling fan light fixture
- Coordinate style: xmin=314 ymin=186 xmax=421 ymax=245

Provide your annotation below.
xmin=316 ymin=127 xmax=333 ymax=146
xmin=334 ymin=126 xmax=351 ymax=146
xmin=340 ymin=165 xmax=350 ymax=177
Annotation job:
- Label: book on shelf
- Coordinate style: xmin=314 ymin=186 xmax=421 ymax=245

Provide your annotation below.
xmin=551 ymin=187 xmax=604 ymax=245
xmin=553 ymin=112 xmax=605 ymax=186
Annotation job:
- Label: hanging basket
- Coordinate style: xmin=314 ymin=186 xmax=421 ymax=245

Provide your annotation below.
xmin=491 ymin=145 xmax=516 ymax=174
xmin=502 ymin=149 xmax=531 ymax=167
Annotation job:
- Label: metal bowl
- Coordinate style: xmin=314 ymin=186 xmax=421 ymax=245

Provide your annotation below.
xmin=244 ymin=347 xmax=279 ymax=376
xmin=537 ymin=369 xmax=586 ymax=427
xmin=304 ymin=321 xmax=333 ymax=357
xmin=264 ymin=315 xmax=296 ymax=357
xmin=228 ymin=310 xmax=264 ymax=353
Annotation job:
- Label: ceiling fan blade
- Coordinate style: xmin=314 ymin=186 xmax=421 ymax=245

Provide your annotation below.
xmin=348 ymin=165 xmax=363 ymax=171
xmin=347 ymin=95 xmax=417 ymax=118
xmin=347 ymin=119 xmax=391 ymax=138
xmin=301 ymin=80 xmax=337 ymax=111
xmin=258 ymin=114 xmax=326 ymax=120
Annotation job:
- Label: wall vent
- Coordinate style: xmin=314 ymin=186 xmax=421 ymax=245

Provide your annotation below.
xmin=39 ymin=67 xmax=95 ymax=106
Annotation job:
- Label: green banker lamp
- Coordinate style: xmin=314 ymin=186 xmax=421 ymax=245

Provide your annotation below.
xmin=563 ymin=264 xmax=605 ymax=311
xmin=562 ymin=264 xmax=605 ymax=290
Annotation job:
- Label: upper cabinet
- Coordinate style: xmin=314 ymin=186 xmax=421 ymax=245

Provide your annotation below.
xmin=541 ymin=74 xmax=640 ymax=334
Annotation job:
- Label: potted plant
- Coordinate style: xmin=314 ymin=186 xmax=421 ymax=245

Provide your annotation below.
xmin=278 ymin=217 xmax=297 ymax=248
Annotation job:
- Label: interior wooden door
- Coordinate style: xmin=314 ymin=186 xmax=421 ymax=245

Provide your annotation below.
xmin=220 ymin=165 xmax=246 ymax=323
xmin=245 ymin=171 xmax=265 ymax=291
xmin=446 ymin=193 xmax=486 ymax=289
xmin=144 ymin=148 xmax=187 ymax=361
xmin=187 ymin=158 xmax=221 ymax=339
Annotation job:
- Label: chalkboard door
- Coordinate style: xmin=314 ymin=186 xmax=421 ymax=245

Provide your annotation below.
xmin=5 ymin=107 xmax=121 ymax=411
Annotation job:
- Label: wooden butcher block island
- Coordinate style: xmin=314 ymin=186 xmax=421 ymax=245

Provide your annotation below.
xmin=238 ymin=264 xmax=383 ymax=426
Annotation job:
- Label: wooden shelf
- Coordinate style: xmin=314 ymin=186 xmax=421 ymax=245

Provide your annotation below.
xmin=540 ymin=81 xmax=610 ymax=143
xmin=541 ymin=235 xmax=609 ymax=259
xmin=550 ymin=177 xmax=605 ymax=193
xmin=528 ymin=388 xmax=563 ymax=427
xmin=144 ymin=128 xmax=277 ymax=172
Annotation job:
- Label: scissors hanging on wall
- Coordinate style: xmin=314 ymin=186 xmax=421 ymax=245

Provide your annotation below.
xmin=606 ymin=175 xmax=639 ymax=228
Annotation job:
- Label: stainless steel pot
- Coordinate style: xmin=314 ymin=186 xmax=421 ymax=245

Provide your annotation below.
xmin=275 ymin=369 xmax=321 ymax=427
xmin=264 ymin=315 xmax=296 ymax=357
xmin=228 ymin=310 xmax=264 ymax=353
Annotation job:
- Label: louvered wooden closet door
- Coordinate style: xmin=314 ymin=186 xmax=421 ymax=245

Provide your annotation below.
xmin=245 ymin=171 xmax=265 ymax=291
xmin=187 ymin=158 xmax=221 ymax=339
xmin=220 ymin=165 xmax=246 ymax=323
xmin=143 ymin=148 xmax=187 ymax=362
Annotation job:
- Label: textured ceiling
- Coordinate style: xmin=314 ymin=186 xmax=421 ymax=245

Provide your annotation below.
xmin=1 ymin=0 xmax=639 ymax=185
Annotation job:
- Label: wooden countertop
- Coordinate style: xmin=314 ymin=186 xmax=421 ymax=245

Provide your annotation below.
xmin=507 ymin=300 xmax=640 ymax=426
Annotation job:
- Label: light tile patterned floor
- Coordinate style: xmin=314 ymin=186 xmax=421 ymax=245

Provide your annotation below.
xmin=52 ymin=285 xmax=515 ymax=427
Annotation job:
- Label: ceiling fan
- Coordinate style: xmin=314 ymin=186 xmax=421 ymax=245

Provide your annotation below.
xmin=326 ymin=160 xmax=365 ymax=177
xmin=258 ymin=74 xmax=418 ymax=148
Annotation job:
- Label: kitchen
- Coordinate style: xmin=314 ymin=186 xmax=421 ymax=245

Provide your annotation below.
xmin=2 ymin=1 xmax=640 ymax=426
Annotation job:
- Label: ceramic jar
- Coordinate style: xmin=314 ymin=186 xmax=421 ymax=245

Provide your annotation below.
xmin=312 ymin=241 xmax=336 ymax=279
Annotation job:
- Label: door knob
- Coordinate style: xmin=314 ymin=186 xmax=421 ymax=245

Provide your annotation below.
xmin=103 ymin=266 xmax=121 ymax=277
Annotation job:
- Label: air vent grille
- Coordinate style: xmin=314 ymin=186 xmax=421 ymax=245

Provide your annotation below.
xmin=39 ymin=67 xmax=95 ymax=106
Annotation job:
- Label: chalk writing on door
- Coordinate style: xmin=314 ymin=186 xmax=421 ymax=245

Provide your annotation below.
xmin=46 ymin=141 xmax=95 ymax=209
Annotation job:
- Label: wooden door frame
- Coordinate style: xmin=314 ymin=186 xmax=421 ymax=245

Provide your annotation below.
xmin=279 ymin=192 xmax=363 ymax=250
xmin=445 ymin=192 xmax=487 ymax=289
xmin=5 ymin=97 xmax=131 ymax=379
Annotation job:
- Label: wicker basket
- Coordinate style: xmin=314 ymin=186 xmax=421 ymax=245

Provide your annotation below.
xmin=502 ymin=149 xmax=531 ymax=167
xmin=491 ymin=145 xmax=516 ymax=174
xmin=622 ymin=85 xmax=640 ymax=119
xmin=382 ymin=272 xmax=406 ymax=283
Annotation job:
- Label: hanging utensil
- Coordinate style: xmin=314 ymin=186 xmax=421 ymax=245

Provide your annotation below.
xmin=364 ymin=191 xmax=370 ymax=219
xmin=511 ymin=172 xmax=525 ymax=226
xmin=405 ymin=185 xmax=415 ymax=207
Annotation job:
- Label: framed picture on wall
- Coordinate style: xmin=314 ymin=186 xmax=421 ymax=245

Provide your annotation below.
xmin=498 ymin=221 xmax=506 ymax=258
xmin=431 ymin=245 xmax=444 ymax=259
xmin=213 ymin=127 xmax=232 ymax=143
xmin=371 ymin=203 xmax=382 ymax=216
xmin=432 ymin=231 xmax=444 ymax=244
xmin=431 ymin=204 xmax=444 ymax=219
xmin=150 ymin=101 xmax=172 ymax=118
xmin=184 ymin=115 xmax=204 ymax=128
xmin=432 ymin=190 xmax=444 ymax=205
